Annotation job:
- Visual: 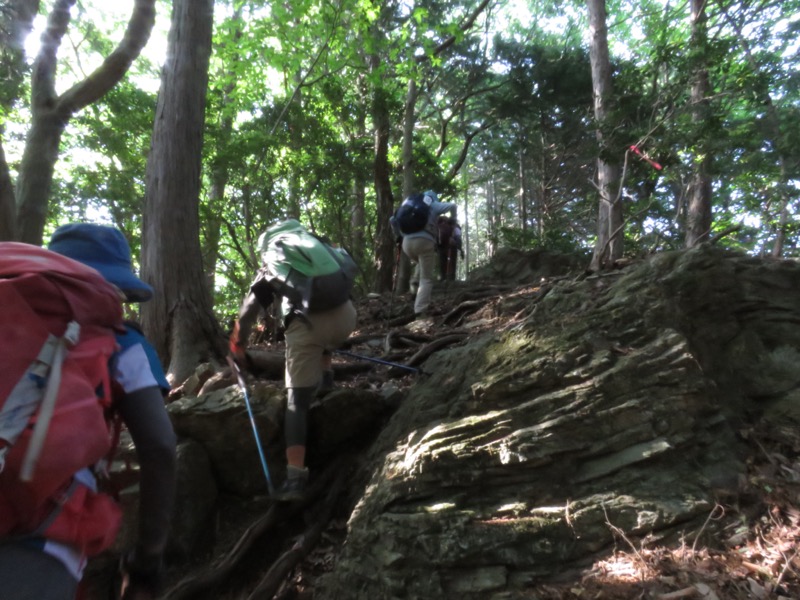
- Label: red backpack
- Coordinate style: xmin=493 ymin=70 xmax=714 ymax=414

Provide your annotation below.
xmin=0 ymin=242 xmax=125 ymax=555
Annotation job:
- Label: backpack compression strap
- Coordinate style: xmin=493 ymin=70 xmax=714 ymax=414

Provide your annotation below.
xmin=19 ymin=321 xmax=80 ymax=481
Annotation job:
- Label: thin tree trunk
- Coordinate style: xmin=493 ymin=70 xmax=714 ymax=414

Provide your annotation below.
xmin=140 ymin=0 xmax=223 ymax=384
xmin=685 ymin=0 xmax=713 ymax=248
xmin=0 ymin=141 xmax=16 ymax=241
xmin=402 ymin=79 xmax=418 ymax=196
xmin=350 ymin=75 xmax=368 ymax=273
xmin=394 ymin=78 xmax=420 ymax=295
xmin=288 ymin=66 xmax=303 ymax=220
xmin=587 ymin=0 xmax=622 ymax=271
xmin=518 ymin=137 xmax=528 ymax=235
xmin=370 ymin=51 xmax=396 ymax=293
xmin=204 ymin=8 xmax=244 ymax=298
xmin=488 ymin=175 xmax=498 ymax=256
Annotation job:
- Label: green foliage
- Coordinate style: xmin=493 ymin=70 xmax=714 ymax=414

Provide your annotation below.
xmin=3 ymin=0 xmax=798 ymax=320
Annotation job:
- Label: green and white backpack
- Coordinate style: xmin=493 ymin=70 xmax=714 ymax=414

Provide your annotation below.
xmin=258 ymin=219 xmax=357 ymax=314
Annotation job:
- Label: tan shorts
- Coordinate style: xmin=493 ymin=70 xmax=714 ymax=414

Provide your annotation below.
xmin=284 ymin=300 xmax=357 ymax=388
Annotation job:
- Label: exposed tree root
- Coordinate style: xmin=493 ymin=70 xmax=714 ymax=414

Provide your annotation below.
xmin=245 ymin=470 xmax=347 ymax=599
xmin=162 ymin=459 xmax=348 ymax=600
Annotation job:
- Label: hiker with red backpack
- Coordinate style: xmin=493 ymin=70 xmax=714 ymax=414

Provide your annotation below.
xmin=0 ymin=224 xmax=177 ymax=600
xmin=437 ymin=216 xmax=464 ymax=281
xmin=230 ymin=219 xmax=357 ymax=502
xmin=390 ymin=190 xmax=458 ymax=317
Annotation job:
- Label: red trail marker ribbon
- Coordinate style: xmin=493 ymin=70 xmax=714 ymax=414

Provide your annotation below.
xmin=629 ymin=145 xmax=663 ymax=171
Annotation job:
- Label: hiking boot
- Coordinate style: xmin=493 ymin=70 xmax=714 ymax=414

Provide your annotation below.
xmin=273 ymin=466 xmax=309 ymax=502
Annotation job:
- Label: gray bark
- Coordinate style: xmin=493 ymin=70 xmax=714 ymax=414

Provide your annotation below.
xmin=370 ymin=51 xmax=397 ymax=294
xmin=0 ymin=0 xmax=40 ymax=241
xmin=140 ymin=0 xmax=223 ymax=384
xmin=587 ymin=0 xmax=622 ymax=271
xmin=685 ymin=0 xmax=713 ymax=248
xmin=15 ymin=0 xmax=156 ymax=245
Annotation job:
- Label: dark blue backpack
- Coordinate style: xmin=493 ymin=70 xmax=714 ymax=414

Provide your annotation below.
xmin=395 ymin=193 xmax=431 ymax=234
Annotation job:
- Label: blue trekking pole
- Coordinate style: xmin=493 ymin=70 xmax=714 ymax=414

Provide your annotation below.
xmin=227 ymin=356 xmax=275 ymax=495
xmin=334 ymin=350 xmax=422 ymax=374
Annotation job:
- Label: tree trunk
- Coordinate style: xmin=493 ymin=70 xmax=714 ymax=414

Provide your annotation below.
xmin=518 ymin=137 xmax=528 ymax=235
xmin=0 ymin=0 xmax=40 ymax=241
xmin=488 ymin=175 xmax=498 ymax=256
xmin=461 ymin=167 xmax=470 ymax=274
xmin=14 ymin=0 xmax=156 ymax=246
xmin=140 ymin=0 xmax=223 ymax=385
xmin=288 ymin=67 xmax=303 ymax=221
xmin=350 ymin=76 xmax=368 ymax=273
xmin=587 ymin=0 xmax=622 ymax=271
xmin=15 ymin=112 xmax=65 ymax=245
xmin=394 ymin=78 xmax=420 ymax=295
xmin=402 ymin=78 xmax=417 ymax=196
xmin=370 ymin=53 xmax=396 ymax=293
xmin=0 ymin=141 xmax=16 ymax=241
xmin=685 ymin=0 xmax=712 ymax=248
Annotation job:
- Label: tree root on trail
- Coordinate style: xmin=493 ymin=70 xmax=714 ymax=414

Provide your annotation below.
xmin=450 ymin=285 xmax=513 ymax=303
xmin=389 ymin=333 xmax=469 ymax=375
xmin=162 ymin=458 xmax=348 ymax=600
xmin=383 ymin=330 xmax=431 ymax=352
xmin=339 ymin=333 xmax=384 ymax=348
xmin=442 ymin=299 xmax=488 ymax=325
xmin=245 ymin=469 xmax=348 ymax=600
xmin=162 ymin=503 xmax=289 ymax=600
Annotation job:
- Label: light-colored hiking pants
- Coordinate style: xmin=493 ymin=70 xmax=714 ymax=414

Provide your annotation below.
xmin=402 ymin=236 xmax=437 ymax=314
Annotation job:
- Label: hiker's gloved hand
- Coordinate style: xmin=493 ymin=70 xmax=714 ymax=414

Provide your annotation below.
xmin=229 ymin=320 xmax=247 ymax=363
xmin=229 ymin=335 xmax=247 ymax=364
xmin=120 ymin=549 xmax=164 ymax=600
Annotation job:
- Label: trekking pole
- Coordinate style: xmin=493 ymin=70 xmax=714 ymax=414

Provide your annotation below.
xmin=227 ymin=356 xmax=275 ymax=495
xmin=334 ymin=349 xmax=422 ymax=374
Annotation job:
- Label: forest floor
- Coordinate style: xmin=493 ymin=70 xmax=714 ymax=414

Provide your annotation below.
xmin=160 ymin=276 xmax=800 ymax=600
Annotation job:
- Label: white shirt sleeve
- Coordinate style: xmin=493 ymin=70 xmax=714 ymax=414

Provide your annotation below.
xmin=113 ymin=343 xmax=161 ymax=394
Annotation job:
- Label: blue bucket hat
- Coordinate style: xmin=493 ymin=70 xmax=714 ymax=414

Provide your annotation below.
xmin=48 ymin=223 xmax=154 ymax=302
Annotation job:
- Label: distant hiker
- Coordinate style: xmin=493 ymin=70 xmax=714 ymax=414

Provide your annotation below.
xmin=0 ymin=224 xmax=177 ymax=600
xmin=437 ymin=216 xmax=464 ymax=281
xmin=230 ymin=219 xmax=357 ymax=502
xmin=390 ymin=190 xmax=458 ymax=316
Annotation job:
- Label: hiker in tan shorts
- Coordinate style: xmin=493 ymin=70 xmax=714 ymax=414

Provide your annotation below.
xmin=230 ymin=220 xmax=357 ymax=501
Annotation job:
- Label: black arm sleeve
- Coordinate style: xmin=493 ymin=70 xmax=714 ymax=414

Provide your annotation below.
xmin=251 ymin=276 xmax=275 ymax=307
xmin=115 ymin=387 xmax=177 ymax=557
xmin=236 ymin=277 xmax=275 ymax=347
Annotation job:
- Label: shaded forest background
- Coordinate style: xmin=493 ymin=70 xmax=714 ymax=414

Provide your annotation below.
xmin=0 ymin=0 xmax=798 ymax=383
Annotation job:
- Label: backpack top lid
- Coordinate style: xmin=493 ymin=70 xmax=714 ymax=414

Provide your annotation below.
xmin=257 ymin=219 xmax=345 ymax=278
xmin=48 ymin=223 xmax=153 ymax=303
xmin=257 ymin=219 xmax=304 ymax=256
xmin=255 ymin=219 xmax=356 ymax=313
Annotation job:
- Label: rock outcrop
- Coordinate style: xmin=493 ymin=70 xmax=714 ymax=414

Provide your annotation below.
xmin=313 ymin=246 xmax=800 ymax=599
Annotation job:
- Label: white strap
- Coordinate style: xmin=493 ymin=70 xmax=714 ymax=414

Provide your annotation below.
xmin=20 ymin=321 xmax=81 ymax=481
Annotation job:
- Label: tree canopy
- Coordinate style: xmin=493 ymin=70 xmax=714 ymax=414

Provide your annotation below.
xmin=1 ymin=0 xmax=798 ymax=371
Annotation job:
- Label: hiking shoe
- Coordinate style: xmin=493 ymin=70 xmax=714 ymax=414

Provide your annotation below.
xmin=273 ymin=466 xmax=309 ymax=502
